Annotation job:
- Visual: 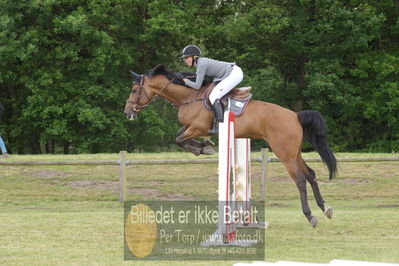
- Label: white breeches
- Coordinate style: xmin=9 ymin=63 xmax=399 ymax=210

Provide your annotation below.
xmin=209 ymin=65 xmax=243 ymax=104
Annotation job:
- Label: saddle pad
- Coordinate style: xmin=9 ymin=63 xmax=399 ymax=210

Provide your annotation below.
xmin=202 ymin=94 xmax=252 ymax=117
xmin=226 ymin=98 xmax=251 ymax=117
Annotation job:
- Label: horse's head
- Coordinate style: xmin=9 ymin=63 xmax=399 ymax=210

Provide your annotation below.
xmin=124 ymin=64 xmax=194 ymax=120
xmin=124 ymin=71 xmax=157 ymax=120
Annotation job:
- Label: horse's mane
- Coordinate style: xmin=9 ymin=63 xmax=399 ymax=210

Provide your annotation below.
xmin=147 ymin=64 xmax=212 ymax=87
xmin=148 ymin=64 xmax=176 ymax=80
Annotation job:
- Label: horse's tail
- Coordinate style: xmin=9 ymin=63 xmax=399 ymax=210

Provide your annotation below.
xmin=297 ymin=110 xmax=337 ymax=180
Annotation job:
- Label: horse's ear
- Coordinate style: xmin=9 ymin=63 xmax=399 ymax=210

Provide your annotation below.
xmin=129 ymin=70 xmax=141 ymax=80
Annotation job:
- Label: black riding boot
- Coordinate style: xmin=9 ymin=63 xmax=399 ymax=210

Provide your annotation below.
xmin=208 ymin=99 xmax=224 ymax=134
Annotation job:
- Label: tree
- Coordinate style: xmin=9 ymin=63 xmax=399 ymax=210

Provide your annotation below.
xmin=0 ymin=0 xmax=398 ymax=153
xmin=213 ymin=0 xmax=397 ymax=151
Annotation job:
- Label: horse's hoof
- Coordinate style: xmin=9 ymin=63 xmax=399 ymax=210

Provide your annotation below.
xmin=202 ymin=146 xmax=216 ymax=155
xmin=324 ymin=207 xmax=333 ymax=219
xmin=203 ymin=138 xmax=215 ymax=146
xmin=310 ymin=216 xmax=317 ymax=228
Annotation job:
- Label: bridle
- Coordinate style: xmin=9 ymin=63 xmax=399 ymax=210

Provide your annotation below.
xmin=127 ymin=74 xmax=208 ymax=112
xmin=127 ymin=75 xmax=175 ymax=112
xmin=126 ymin=75 xmax=147 ymax=112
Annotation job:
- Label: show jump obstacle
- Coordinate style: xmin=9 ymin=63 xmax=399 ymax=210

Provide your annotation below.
xmin=201 ymin=111 xmax=268 ymax=247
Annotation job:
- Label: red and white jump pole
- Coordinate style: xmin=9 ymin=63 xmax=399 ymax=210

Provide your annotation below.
xmin=217 ymin=111 xmax=237 ymax=242
xmin=201 ymin=111 xmax=263 ymax=247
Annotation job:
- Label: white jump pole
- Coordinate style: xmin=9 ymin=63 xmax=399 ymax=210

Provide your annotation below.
xmin=236 ymin=135 xmax=268 ymax=229
xmin=235 ymin=138 xmax=252 ymax=223
xmin=217 ymin=111 xmax=237 ymax=243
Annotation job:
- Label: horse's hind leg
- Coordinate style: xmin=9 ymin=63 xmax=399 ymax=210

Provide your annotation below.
xmin=302 ymin=161 xmax=333 ymax=219
xmin=265 ymin=124 xmax=317 ymax=226
xmin=281 ymin=159 xmax=318 ymax=227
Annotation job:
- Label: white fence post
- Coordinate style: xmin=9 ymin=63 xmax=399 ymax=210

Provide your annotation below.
xmin=119 ymin=151 xmax=127 ymax=202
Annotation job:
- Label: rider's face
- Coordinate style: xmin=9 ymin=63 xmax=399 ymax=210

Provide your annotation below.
xmin=183 ymin=56 xmax=193 ymax=66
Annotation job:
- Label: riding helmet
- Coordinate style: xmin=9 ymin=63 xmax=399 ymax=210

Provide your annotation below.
xmin=180 ymin=45 xmax=201 ymax=58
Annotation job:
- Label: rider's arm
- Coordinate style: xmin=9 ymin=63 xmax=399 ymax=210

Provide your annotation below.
xmin=184 ymin=59 xmax=206 ymax=90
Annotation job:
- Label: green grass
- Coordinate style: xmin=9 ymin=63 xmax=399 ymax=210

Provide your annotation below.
xmin=0 ymin=152 xmax=398 ymax=265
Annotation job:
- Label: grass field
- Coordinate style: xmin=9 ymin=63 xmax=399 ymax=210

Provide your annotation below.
xmin=0 ymin=152 xmax=398 ymax=265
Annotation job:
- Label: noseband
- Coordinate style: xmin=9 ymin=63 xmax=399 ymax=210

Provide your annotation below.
xmin=127 ymin=75 xmax=148 ymax=112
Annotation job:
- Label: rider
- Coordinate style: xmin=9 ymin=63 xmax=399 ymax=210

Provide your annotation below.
xmin=0 ymin=102 xmax=8 ymax=158
xmin=180 ymin=45 xmax=243 ymax=134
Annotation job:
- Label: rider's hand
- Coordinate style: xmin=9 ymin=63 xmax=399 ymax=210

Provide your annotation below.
xmin=175 ymin=72 xmax=184 ymax=80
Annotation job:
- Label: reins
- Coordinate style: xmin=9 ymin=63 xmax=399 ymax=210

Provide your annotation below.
xmin=176 ymin=75 xmax=204 ymax=107
xmin=180 ymin=89 xmax=203 ymax=106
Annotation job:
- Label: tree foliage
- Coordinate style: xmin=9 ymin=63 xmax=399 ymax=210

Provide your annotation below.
xmin=0 ymin=0 xmax=398 ymax=153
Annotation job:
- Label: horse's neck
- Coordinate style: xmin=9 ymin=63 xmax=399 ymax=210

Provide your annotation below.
xmin=157 ymin=82 xmax=198 ymax=106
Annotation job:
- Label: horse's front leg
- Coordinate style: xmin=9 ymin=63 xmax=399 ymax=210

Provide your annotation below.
xmin=176 ymin=126 xmax=215 ymax=156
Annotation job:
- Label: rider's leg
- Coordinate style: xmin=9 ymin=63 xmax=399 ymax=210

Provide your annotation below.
xmin=208 ymin=66 xmax=243 ymax=134
xmin=209 ymin=66 xmax=244 ymax=105
xmin=211 ymin=99 xmax=223 ymax=122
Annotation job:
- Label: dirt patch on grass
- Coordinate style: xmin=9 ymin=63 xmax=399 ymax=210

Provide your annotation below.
xmin=268 ymin=203 xmax=289 ymax=208
xmin=160 ymin=193 xmax=196 ymax=201
xmin=129 ymin=187 xmax=196 ymax=200
xmin=207 ymin=175 xmax=218 ymax=182
xmin=377 ymin=204 xmax=399 ymax=208
xmin=270 ymin=176 xmax=374 ymax=185
xmin=69 ymin=180 xmax=97 ymax=186
xmin=378 ymin=164 xmax=399 ymax=170
xmin=269 ymin=176 xmax=292 ymax=183
xmin=95 ymin=181 xmax=119 ymax=191
xmin=66 ymin=180 xmax=119 ymax=192
xmin=146 ymin=181 xmax=164 ymax=186
xmin=66 ymin=179 xmax=196 ymax=200
xmin=129 ymin=188 xmax=162 ymax=197
xmin=339 ymin=178 xmax=373 ymax=184
xmin=31 ymin=170 xmax=70 ymax=179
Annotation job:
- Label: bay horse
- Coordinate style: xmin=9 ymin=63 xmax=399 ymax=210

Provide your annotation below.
xmin=124 ymin=64 xmax=337 ymax=227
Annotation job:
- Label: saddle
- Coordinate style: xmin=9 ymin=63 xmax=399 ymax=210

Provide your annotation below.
xmin=201 ymin=83 xmax=252 ymax=117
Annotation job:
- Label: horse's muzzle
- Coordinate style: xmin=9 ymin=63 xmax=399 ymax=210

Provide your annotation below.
xmin=124 ymin=110 xmax=137 ymax=120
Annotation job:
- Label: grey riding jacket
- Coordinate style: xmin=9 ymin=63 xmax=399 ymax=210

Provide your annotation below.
xmin=184 ymin=57 xmax=235 ymax=90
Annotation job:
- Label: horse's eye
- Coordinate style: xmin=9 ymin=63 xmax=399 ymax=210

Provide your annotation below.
xmin=131 ymin=90 xmax=137 ymax=93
